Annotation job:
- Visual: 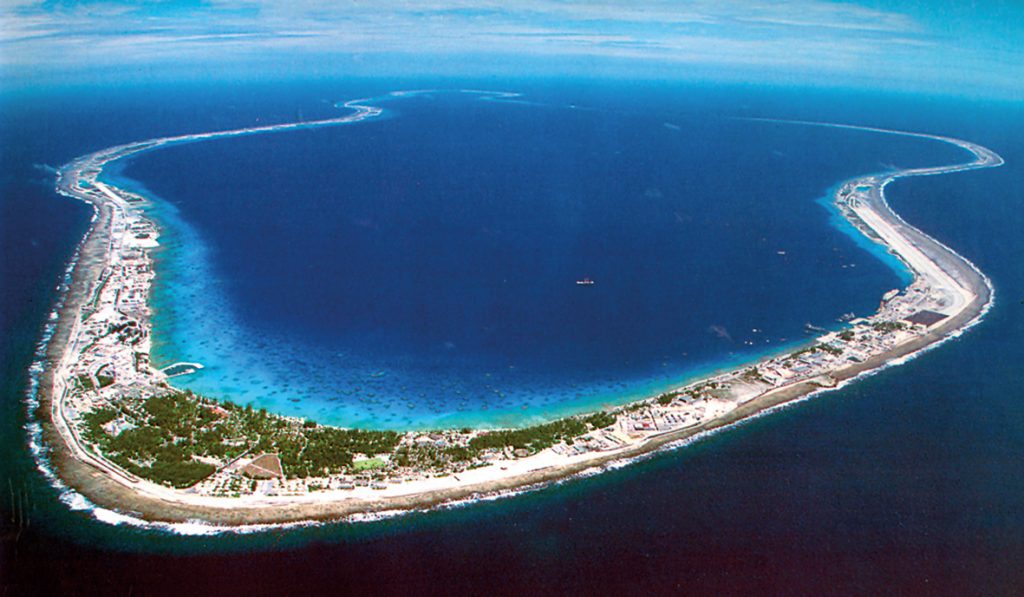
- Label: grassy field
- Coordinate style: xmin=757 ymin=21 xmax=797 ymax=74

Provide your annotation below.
xmin=352 ymin=457 xmax=386 ymax=471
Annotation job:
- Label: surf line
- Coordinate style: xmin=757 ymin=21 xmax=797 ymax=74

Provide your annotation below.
xmin=33 ymin=100 xmax=1005 ymax=530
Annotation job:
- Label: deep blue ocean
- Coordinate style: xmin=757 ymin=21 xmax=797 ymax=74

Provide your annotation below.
xmin=2 ymin=80 xmax=1022 ymax=594
xmin=100 ymin=88 xmax=964 ymax=430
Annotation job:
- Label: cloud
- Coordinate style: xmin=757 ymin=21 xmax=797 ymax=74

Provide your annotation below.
xmin=1 ymin=0 xmax=1020 ymax=97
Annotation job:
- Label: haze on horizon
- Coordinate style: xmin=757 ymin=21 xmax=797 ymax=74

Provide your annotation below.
xmin=2 ymin=0 xmax=1022 ymax=100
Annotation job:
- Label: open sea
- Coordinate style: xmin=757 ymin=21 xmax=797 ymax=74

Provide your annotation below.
xmin=2 ymin=79 xmax=1023 ymax=594
xmin=102 ymin=87 xmax=955 ymax=430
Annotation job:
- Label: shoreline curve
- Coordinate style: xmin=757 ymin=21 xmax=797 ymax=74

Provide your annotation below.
xmin=29 ymin=95 xmax=1003 ymax=529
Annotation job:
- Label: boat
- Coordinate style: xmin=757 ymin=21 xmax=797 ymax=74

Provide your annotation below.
xmin=576 ymin=277 xmax=595 ymax=285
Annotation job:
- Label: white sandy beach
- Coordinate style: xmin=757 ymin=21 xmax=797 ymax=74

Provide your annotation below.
xmin=35 ymin=106 xmax=1003 ymax=526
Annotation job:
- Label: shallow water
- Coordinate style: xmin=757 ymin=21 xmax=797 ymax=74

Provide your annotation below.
xmin=4 ymin=82 xmax=1023 ymax=594
xmin=101 ymin=88 xmax=963 ymax=429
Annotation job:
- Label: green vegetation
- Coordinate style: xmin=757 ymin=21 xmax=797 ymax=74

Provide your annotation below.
xmin=81 ymin=387 xmax=626 ymax=487
xmin=817 ymin=343 xmax=843 ymax=356
xmin=470 ymin=418 xmax=586 ymax=453
xmin=583 ymin=411 xmax=617 ymax=430
xmin=98 ymin=420 xmax=216 ymax=488
xmin=838 ymin=330 xmax=856 ymax=341
xmin=273 ymin=425 xmax=401 ymax=478
xmin=791 ymin=343 xmax=842 ymax=358
xmin=389 ymin=441 xmax=478 ymax=470
xmin=444 ymin=445 xmax=475 ymax=462
xmin=144 ymin=392 xmax=219 ymax=435
xmin=82 ymin=391 xmax=402 ymax=484
xmin=872 ymin=321 xmax=907 ymax=332
xmin=352 ymin=457 xmax=385 ymax=471
xmin=83 ymin=394 xmax=220 ymax=488
xmin=741 ymin=368 xmax=768 ymax=383
xmin=76 ymin=375 xmax=95 ymax=392
xmin=689 ymin=381 xmax=719 ymax=395
xmin=82 ymin=407 xmax=117 ymax=440
xmin=791 ymin=346 xmax=814 ymax=358
xmin=469 ymin=412 xmax=616 ymax=455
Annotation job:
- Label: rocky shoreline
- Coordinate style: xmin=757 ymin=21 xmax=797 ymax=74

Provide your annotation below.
xmin=32 ymin=108 xmax=1002 ymax=527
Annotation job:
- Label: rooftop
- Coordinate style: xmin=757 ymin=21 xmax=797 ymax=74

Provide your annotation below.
xmin=904 ymin=310 xmax=949 ymax=327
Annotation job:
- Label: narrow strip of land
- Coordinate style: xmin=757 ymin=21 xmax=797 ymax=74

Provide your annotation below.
xmin=36 ymin=101 xmax=1002 ymax=527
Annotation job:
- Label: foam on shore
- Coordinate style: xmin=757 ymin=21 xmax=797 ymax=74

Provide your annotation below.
xmin=25 ymin=95 xmax=1003 ymax=533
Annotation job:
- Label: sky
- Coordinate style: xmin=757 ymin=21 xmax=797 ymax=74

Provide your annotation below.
xmin=1 ymin=0 xmax=1022 ymax=98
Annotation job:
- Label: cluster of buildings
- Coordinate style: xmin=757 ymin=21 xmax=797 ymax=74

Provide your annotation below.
xmin=50 ymin=149 xmax=960 ymax=503
xmin=55 ymin=156 xmax=171 ymax=462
